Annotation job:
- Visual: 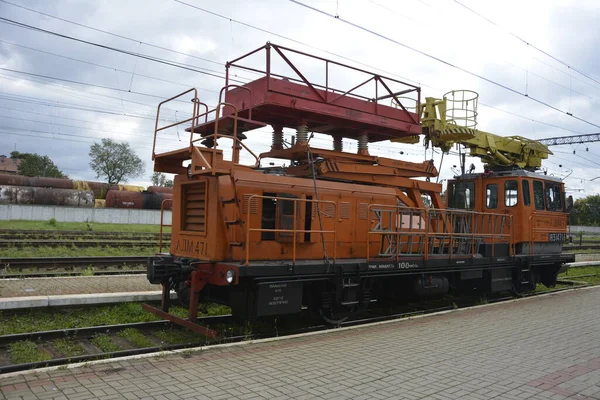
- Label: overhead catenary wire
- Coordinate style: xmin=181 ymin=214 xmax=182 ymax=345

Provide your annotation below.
xmin=2 ymin=0 xmax=598 ymax=174
xmin=288 ymin=0 xmax=600 ymax=130
xmin=1 ymin=0 xmax=590 ymax=142
xmin=0 ymin=39 xmax=220 ymax=93
xmin=0 ymin=0 xmax=226 ymax=68
xmin=0 ymin=17 xmax=248 ymax=84
xmin=171 ymin=0 xmax=594 ymax=138
xmin=452 ymin=0 xmax=600 ymax=88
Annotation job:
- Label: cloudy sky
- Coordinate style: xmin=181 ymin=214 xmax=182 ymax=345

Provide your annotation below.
xmin=0 ymin=0 xmax=599 ymax=196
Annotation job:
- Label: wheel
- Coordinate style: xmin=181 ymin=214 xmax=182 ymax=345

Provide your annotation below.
xmin=319 ymin=307 xmax=350 ymax=326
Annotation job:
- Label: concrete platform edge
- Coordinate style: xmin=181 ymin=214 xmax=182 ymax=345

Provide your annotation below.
xmin=0 ymin=291 xmax=177 ymax=310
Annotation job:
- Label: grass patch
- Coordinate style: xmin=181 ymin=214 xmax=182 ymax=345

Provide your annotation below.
xmin=90 ymin=334 xmax=121 ymax=353
xmin=154 ymin=329 xmax=204 ymax=345
xmin=9 ymin=341 xmax=52 ymax=364
xmin=53 ymin=338 xmax=85 ymax=357
xmin=117 ymin=328 xmax=154 ymax=348
xmin=534 ymin=283 xmax=573 ymax=293
xmin=0 ymin=245 xmax=157 ymax=258
xmin=81 ymin=265 xmax=95 ymax=276
xmin=0 ymin=302 xmax=221 ymax=335
xmin=560 ymin=266 xmax=600 ymax=285
xmin=0 ymin=220 xmax=170 ymax=233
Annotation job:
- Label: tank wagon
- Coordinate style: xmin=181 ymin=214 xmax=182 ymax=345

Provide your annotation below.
xmin=0 ymin=185 xmax=94 ymax=207
xmin=144 ymin=43 xmax=574 ymax=333
xmin=0 ymin=174 xmax=172 ymax=209
xmin=0 ymin=174 xmax=145 ymax=200
xmin=105 ymin=190 xmax=173 ymax=210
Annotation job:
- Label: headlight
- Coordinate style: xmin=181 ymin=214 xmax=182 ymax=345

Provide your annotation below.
xmin=226 ymin=269 xmax=235 ymax=284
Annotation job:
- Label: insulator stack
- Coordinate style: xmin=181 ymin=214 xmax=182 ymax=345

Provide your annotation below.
xmin=272 ymin=126 xmax=284 ymax=150
xmin=357 ymin=133 xmax=369 ymax=155
xmin=333 ymin=136 xmax=343 ymax=152
xmin=296 ymin=125 xmax=309 ymax=145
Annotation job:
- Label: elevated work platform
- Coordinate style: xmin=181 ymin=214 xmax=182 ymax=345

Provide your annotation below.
xmin=223 ymin=43 xmax=422 ymax=142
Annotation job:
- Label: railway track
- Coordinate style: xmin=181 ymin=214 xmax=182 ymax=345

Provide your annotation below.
xmin=0 ymin=240 xmax=167 ymax=249
xmin=0 ymin=315 xmax=234 ymax=374
xmin=0 ymin=256 xmax=148 ymax=273
xmin=0 ymin=229 xmax=170 ymax=238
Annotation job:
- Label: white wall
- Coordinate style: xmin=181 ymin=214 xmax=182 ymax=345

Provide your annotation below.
xmin=569 ymin=225 xmax=600 ymax=234
xmin=0 ymin=204 xmax=172 ymax=225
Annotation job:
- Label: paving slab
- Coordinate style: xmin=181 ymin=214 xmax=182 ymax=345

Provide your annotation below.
xmin=2 ymin=286 xmax=600 ymax=399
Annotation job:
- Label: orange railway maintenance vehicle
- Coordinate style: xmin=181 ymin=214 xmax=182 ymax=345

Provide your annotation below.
xmin=144 ymin=43 xmax=574 ymax=334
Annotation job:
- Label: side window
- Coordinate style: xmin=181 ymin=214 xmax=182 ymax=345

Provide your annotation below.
xmin=533 ymin=180 xmax=544 ymax=210
xmin=261 ymin=192 xmax=277 ymax=240
xmin=486 ymin=184 xmax=498 ymax=209
xmin=505 ymin=180 xmax=518 ymax=207
xmin=522 ymin=180 xmax=531 ymax=206
xmin=546 ymin=184 xmax=563 ymax=211
xmin=553 ymin=185 xmax=562 ymax=210
xmin=545 ymin=183 xmax=555 ymax=210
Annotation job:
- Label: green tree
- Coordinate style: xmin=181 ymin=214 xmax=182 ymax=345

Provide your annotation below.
xmin=10 ymin=151 xmax=67 ymax=178
xmin=151 ymin=172 xmax=173 ymax=187
xmin=88 ymin=138 xmax=144 ymax=184
xmin=572 ymin=194 xmax=600 ymax=226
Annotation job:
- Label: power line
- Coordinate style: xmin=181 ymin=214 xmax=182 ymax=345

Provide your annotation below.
xmin=0 ymin=0 xmax=226 ymax=68
xmin=288 ymin=0 xmax=600 ymax=130
xmin=0 ymin=67 xmax=194 ymax=105
xmin=3 ymin=1 xmax=594 ymax=152
xmin=0 ymin=92 xmax=166 ymax=121
xmin=0 ymin=17 xmax=246 ymax=84
xmin=0 ymin=70 xmax=184 ymax=115
xmin=5 ymin=0 xmax=591 ymax=142
xmin=0 ymin=39 xmax=219 ymax=93
xmin=452 ymin=0 xmax=600 ymax=87
xmin=360 ymin=0 xmax=600 ymax=102
xmin=172 ymin=0 xmax=593 ymax=139
xmin=0 ymin=105 xmax=150 ymax=134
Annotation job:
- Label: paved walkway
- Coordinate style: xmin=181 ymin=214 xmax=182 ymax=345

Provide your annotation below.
xmin=2 ymin=287 xmax=600 ymax=400
xmin=0 ymin=276 xmax=157 ymax=298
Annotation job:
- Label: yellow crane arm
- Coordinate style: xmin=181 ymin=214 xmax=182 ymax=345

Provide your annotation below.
xmin=392 ymin=93 xmax=552 ymax=170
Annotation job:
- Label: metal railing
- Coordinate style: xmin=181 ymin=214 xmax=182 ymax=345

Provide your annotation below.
xmin=188 ymin=101 xmax=260 ymax=170
xmin=244 ymin=195 xmax=338 ymax=265
xmin=152 ymin=87 xmax=260 ymax=172
xmin=367 ymin=205 xmax=514 ymax=262
xmin=158 ymin=198 xmax=173 ymax=253
xmin=226 ymin=42 xmax=421 ymax=124
xmin=152 ymin=88 xmax=206 ymax=160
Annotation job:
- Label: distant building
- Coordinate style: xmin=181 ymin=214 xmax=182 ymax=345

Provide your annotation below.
xmin=0 ymin=155 xmax=20 ymax=175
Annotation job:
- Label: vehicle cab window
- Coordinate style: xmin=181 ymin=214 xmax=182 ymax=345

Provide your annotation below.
xmin=449 ymin=181 xmax=475 ymax=210
xmin=533 ymin=180 xmax=545 ymax=210
xmin=522 ymin=180 xmax=531 ymax=206
xmin=504 ymin=180 xmax=518 ymax=207
xmin=545 ymin=183 xmax=562 ymax=211
xmin=486 ymin=184 xmax=498 ymax=209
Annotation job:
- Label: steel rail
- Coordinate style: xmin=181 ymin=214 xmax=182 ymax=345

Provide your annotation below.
xmin=0 ymin=240 xmax=167 ymax=249
xmin=0 ymin=229 xmax=171 ymax=237
xmin=0 ymin=256 xmax=149 ymax=270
